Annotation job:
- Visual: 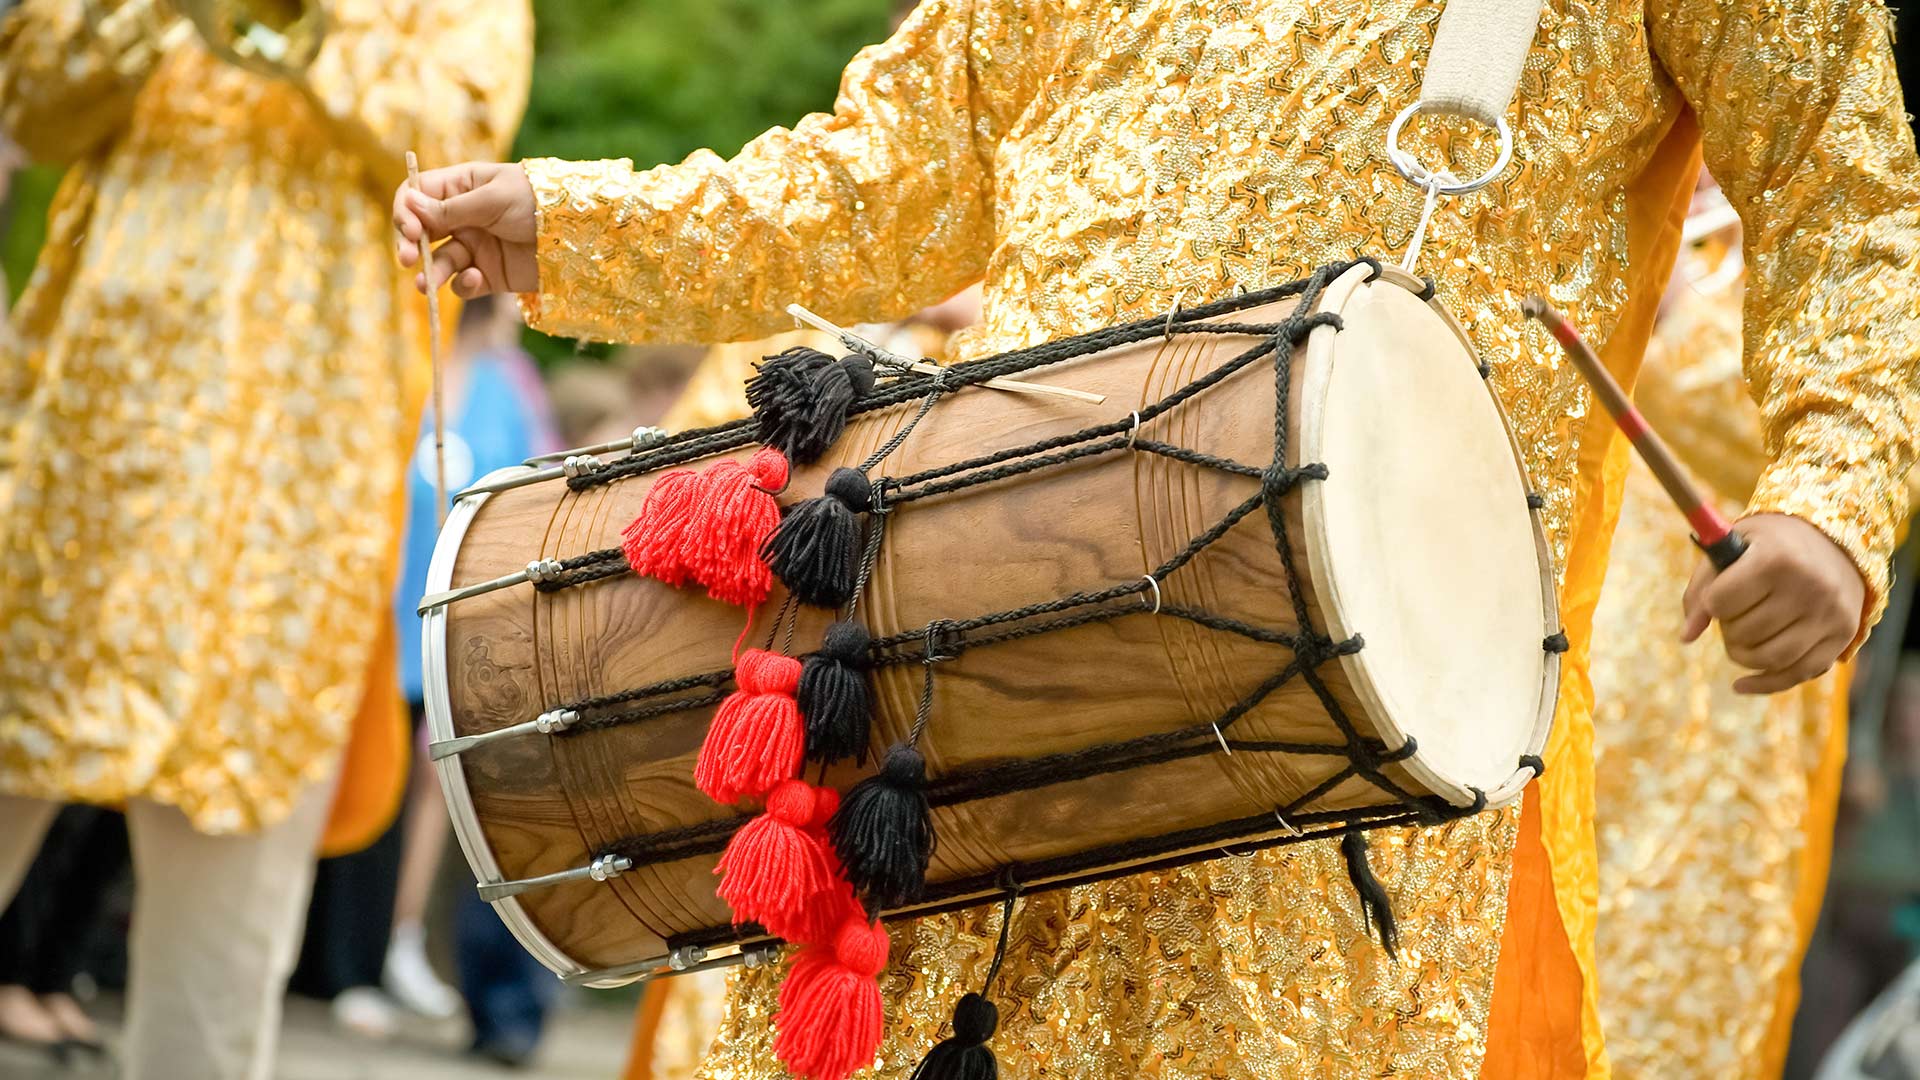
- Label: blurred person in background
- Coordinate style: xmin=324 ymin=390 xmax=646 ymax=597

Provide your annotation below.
xmin=0 ymin=131 xmax=19 ymax=324
xmin=0 ymin=806 xmax=126 ymax=1060
xmin=1790 ymin=647 xmax=1920 ymax=1078
xmin=388 ymin=294 xmax=560 ymax=1067
xmin=299 ymin=295 xmax=559 ymax=1052
xmin=0 ymin=2 xmax=530 ymax=1076
xmin=546 ymin=342 xmax=707 ymax=452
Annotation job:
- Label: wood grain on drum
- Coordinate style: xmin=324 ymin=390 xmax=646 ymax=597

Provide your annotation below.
xmin=435 ymin=264 xmax=1557 ymax=979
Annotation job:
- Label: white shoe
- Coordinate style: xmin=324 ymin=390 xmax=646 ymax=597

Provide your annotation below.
xmin=331 ymin=987 xmax=400 ymax=1041
xmin=383 ymin=921 xmax=463 ymax=1020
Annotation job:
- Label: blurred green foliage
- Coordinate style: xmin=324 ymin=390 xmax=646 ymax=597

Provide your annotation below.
xmin=2 ymin=165 xmax=59 ymax=307
xmin=517 ymin=0 xmax=893 ymax=165
xmin=514 ymin=0 xmax=896 ymax=363
xmin=0 ymin=0 xmax=896 ymax=354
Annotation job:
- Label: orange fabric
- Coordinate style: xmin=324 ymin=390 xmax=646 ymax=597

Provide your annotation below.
xmin=1483 ymin=785 xmax=1590 ymax=1079
xmin=624 ymin=982 xmax=674 ymax=1080
xmin=1755 ymin=660 xmax=1853 ymax=1078
xmin=318 ymin=616 xmax=412 ymax=856
xmin=1481 ymin=111 xmax=1704 ymax=1078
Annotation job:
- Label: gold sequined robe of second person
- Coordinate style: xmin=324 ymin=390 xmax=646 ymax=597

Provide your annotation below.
xmin=517 ymin=0 xmax=1920 ymax=1075
xmin=0 ymin=0 xmax=531 ymax=835
xmin=1590 ymin=230 xmax=1858 ymax=1080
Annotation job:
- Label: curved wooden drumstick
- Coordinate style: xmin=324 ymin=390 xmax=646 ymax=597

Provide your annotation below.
xmin=1522 ymin=298 xmax=1747 ymax=570
xmin=406 ymin=151 xmax=448 ymax=528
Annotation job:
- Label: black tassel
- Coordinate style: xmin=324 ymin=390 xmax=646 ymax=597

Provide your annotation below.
xmin=799 ymin=620 xmax=873 ymax=762
xmin=746 ymin=347 xmax=877 ymax=463
xmin=830 ymin=742 xmax=933 ymax=906
xmin=910 ymin=993 xmax=999 ymax=1080
xmin=763 ymin=468 xmax=871 ymax=608
xmin=1341 ymin=831 xmax=1398 ymax=957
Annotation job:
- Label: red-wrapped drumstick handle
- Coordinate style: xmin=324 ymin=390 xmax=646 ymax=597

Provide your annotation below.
xmin=1521 ymin=298 xmax=1748 ymax=570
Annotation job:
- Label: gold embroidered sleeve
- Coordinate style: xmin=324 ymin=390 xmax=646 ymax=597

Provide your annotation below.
xmin=297 ymin=0 xmax=534 ymax=193
xmin=0 ymin=0 xmax=161 ymax=163
xmin=1649 ymin=0 xmax=1920 ymax=632
xmin=519 ymin=0 xmax=1042 ymax=345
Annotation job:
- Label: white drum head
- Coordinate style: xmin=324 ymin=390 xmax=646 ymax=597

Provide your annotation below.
xmin=1300 ymin=266 xmax=1557 ymax=807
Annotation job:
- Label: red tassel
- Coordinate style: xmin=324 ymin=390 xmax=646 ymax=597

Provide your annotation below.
xmin=695 ymin=650 xmax=804 ymax=805
xmin=688 ymin=447 xmax=789 ymax=606
xmin=621 ymin=470 xmax=700 ymax=586
xmin=717 ymin=779 xmax=834 ymax=939
xmin=786 ymin=786 xmax=863 ymax=945
xmin=621 ymin=447 xmax=789 ymax=607
xmin=773 ymin=917 xmax=891 ymax=1080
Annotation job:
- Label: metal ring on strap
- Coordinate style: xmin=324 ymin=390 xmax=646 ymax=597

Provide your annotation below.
xmin=1385 ymin=102 xmax=1514 ymax=196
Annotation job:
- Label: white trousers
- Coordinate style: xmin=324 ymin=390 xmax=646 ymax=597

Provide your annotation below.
xmin=0 ymin=781 xmax=333 ymax=1080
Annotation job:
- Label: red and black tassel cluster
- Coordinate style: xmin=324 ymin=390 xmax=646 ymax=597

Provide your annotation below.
xmin=619 ymin=341 xmax=947 ymax=1080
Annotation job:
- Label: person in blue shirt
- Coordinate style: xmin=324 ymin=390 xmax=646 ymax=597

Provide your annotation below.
xmin=303 ymin=294 xmax=560 ymax=1068
xmin=396 ymin=295 xmax=559 ymax=1068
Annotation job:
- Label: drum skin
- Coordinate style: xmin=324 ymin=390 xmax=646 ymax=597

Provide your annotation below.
xmin=427 ymin=264 xmax=1557 ymax=982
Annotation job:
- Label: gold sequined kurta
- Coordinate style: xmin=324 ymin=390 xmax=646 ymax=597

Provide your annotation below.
xmin=1590 ymin=232 xmax=1849 ymax=1080
xmin=519 ymin=0 xmax=1920 ymax=1074
xmin=0 ymin=0 xmax=531 ymax=834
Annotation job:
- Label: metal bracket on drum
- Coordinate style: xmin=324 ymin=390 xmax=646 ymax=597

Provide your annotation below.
xmin=417 ymin=557 xmax=567 ymax=615
xmin=1219 ymin=808 xmax=1305 ymax=858
xmin=1273 ymin=807 xmax=1303 ymax=838
xmin=476 ymin=852 xmax=631 ymax=903
xmin=429 ymin=708 xmax=578 ymax=761
xmin=561 ymin=940 xmax=783 ymax=988
xmin=523 ymin=425 xmax=668 ymax=466
xmin=449 ymin=453 xmax=604 ymax=502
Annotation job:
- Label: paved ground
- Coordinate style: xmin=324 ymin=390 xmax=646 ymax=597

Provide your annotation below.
xmin=0 ymin=992 xmax=636 ymax=1079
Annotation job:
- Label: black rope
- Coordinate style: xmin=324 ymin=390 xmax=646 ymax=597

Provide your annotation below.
xmin=599 ymin=736 xmax=1464 ymax=884
xmin=557 ymin=262 xmax=1372 ymax=498
xmin=661 ymin=798 xmax=1473 ymax=954
xmin=981 ymin=889 xmax=1019 ymax=993
xmin=474 ymin=261 xmax=1533 ymax=932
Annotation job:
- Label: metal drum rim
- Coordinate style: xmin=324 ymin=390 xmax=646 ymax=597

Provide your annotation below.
xmin=422 ymin=464 xmax=593 ymax=982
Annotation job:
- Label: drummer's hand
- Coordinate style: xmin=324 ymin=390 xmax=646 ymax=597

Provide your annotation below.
xmin=1680 ymin=513 xmax=1865 ymax=695
xmin=392 ymin=162 xmax=537 ymax=298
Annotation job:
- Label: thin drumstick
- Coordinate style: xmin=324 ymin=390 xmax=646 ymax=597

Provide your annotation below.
xmin=406 ymin=151 xmax=448 ymax=528
xmin=1522 ymin=298 xmax=1747 ymax=569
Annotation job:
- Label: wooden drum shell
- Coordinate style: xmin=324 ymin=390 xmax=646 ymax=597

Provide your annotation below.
xmin=426 ymin=264 xmax=1558 ymax=985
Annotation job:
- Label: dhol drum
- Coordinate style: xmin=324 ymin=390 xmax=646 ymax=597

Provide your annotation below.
xmin=422 ymin=260 xmax=1559 ymax=992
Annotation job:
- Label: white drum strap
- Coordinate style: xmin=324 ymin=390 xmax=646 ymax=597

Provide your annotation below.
xmin=1386 ymin=0 xmax=1545 ymax=268
xmin=1422 ymin=0 xmax=1545 ymax=129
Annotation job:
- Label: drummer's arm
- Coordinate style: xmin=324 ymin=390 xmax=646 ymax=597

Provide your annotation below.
xmin=516 ymin=0 xmax=1043 ymax=346
xmin=1650 ymin=0 xmax=1920 ymax=652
